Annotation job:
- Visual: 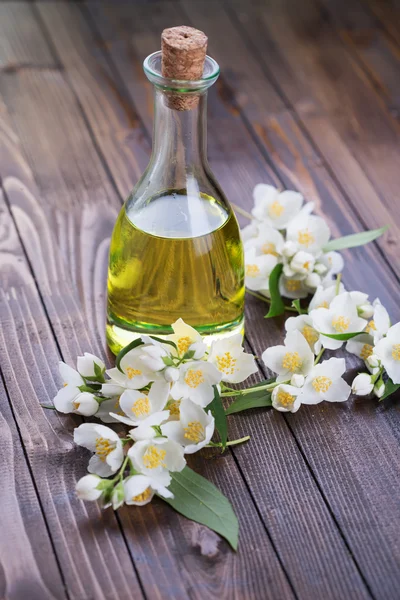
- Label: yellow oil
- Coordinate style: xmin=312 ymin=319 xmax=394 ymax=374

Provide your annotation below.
xmin=106 ymin=191 xmax=244 ymax=354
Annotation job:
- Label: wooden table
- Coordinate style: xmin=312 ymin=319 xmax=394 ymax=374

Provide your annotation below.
xmin=1 ymin=1 xmax=400 ymax=598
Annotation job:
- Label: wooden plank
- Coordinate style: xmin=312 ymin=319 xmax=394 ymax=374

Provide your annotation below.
xmin=1 ymin=5 xmax=295 ymax=598
xmin=0 ymin=2 xmax=56 ymax=69
xmin=364 ymin=0 xmax=400 ymax=45
xmin=225 ymin=0 xmax=400 ymax=256
xmin=47 ymin=2 xmax=379 ymax=597
xmin=179 ymin=0 xmax=400 ymax=305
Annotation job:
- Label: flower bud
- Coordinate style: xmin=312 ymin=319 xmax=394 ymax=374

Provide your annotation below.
xmin=358 ymin=304 xmax=374 ymax=319
xmin=366 ymin=354 xmax=380 ymax=369
xmin=283 ymin=264 xmax=296 ymax=278
xmin=305 ymin=273 xmax=321 ymax=289
xmin=282 ymin=241 xmax=298 ymax=258
xmin=351 ymin=373 xmax=374 ymax=396
xmin=374 ymin=380 xmax=385 ymax=399
xmin=290 ymin=374 xmax=305 ymax=388
xmin=77 ymin=352 xmax=105 ymax=378
xmin=290 ymin=251 xmax=315 ymax=275
xmin=164 ymin=367 xmax=180 ymax=383
xmin=314 ymin=263 xmax=328 ymax=275
xmin=76 ymin=474 xmax=103 ymax=501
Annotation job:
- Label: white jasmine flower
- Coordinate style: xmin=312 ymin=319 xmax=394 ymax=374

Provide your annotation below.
xmin=74 ymin=423 xmax=124 ymax=477
xmin=314 ymin=263 xmax=328 ymax=276
xmin=69 ymin=392 xmax=99 ymax=417
xmin=310 ymin=292 xmax=367 ymax=350
xmin=241 ymin=221 xmax=259 ymax=243
xmin=285 ymin=315 xmax=321 ymax=354
xmin=351 ymin=373 xmax=374 ymax=396
xmin=358 ymin=304 xmax=374 ymax=320
xmin=139 ymin=344 xmax=169 ymax=372
xmin=305 ymin=273 xmax=321 ymax=290
xmin=245 ymin=226 xmax=285 ymax=258
xmin=346 ymin=333 xmax=375 ymax=363
xmin=100 ymin=382 xmax=125 ymax=398
xmin=368 ymin=299 xmax=391 ymax=342
xmin=279 ymin=275 xmax=309 ymax=299
xmin=110 ymin=381 xmax=170 ymax=427
xmin=374 ymin=323 xmax=400 ymax=384
xmin=245 ymin=246 xmax=278 ymax=293
xmin=252 ymin=184 xmax=303 ymax=229
xmin=308 ymin=283 xmax=345 ymax=311
xmin=262 ymin=330 xmax=314 ymax=383
xmin=271 ymin=384 xmax=302 ymax=413
xmin=123 ymin=474 xmax=173 ymax=506
xmin=290 ymin=374 xmax=305 ymax=387
xmin=168 ymin=318 xmax=207 ymax=359
xmin=128 ymin=438 xmax=186 ymax=486
xmin=281 ymin=240 xmax=299 ymax=258
xmin=76 ymin=474 xmax=103 ymax=502
xmin=318 ymin=251 xmax=344 ymax=285
xmin=106 ymin=346 xmax=161 ymax=391
xmin=170 ymin=361 xmax=222 ymax=407
xmin=289 ymin=251 xmax=315 ymax=277
xmin=349 ymin=291 xmax=369 ymax=308
xmin=207 ymin=334 xmax=258 ymax=383
xmin=374 ymin=380 xmax=385 ymax=399
xmin=77 ymin=353 xmax=105 ymax=379
xmin=366 ymin=354 xmax=381 ymax=370
xmin=286 ymin=215 xmax=331 ymax=256
xmin=161 ymin=399 xmax=215 ymax=454
xmin=129 ymin=411 xmax=170 ymax=442
xmin=96 ymin=397 xmax=123 ymax=423
xmin=54 ymin=362 xmax=84 ymax=412
xmin=164 ymin=367 xmax=180 ymax=382
xmin=299 ymin=357 xmax=350 ymax=404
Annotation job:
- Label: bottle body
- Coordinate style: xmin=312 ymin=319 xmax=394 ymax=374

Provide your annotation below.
xmin=106 ymin=53 xmax=244 ymax=354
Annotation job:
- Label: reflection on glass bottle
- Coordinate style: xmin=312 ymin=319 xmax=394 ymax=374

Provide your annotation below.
xmin=106 ymin=52 xmax=244 ymax=354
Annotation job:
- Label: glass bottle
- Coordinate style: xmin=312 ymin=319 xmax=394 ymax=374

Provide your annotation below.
xmin=106 ymin=51 xmax=244 ymax=354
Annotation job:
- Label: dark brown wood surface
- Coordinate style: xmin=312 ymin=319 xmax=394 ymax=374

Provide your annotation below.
xmin=0 ymin=1 xmax=399 ymax=599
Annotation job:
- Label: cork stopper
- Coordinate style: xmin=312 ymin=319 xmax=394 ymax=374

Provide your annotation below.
xmin=161 ymin=26 xmax=208 ymax=110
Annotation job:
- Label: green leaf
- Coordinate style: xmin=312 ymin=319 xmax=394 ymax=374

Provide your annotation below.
xmin=265 ymin=263 xmax=285 ymax=318
xmin=149 ymin=335 xmax=178 ymax=350
xmin=319 ymin=331 xmax=364 ymax=341
xmin=116 ymin=338 xmax=144 ymax=372
xmin=323 ymin=226 xmax=388 ymax=252
xmin=206 ymin=386 xmax=227 ymax=448
xmin=225 ymin=388 xmax=272 ymax=415
xmin=183 ymin=350 xmax=196 ymax=360
xmin=162 ymin=466 xmax=239 ymax=550
xmin=292 ymin=299 xmax=306 ymax=315
xmin=381 ymin=379 xmax=400 ymax=401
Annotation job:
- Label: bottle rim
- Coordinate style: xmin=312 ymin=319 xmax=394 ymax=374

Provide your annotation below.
xmin=143 ymin=51 xmax=220 ymax=92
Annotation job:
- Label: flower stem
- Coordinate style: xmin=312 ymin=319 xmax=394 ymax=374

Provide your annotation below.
xmin=40 ymin=404 xmax=56 ymax=410
xmin=231 ymin=202 xmax=253 ymax=220
xmin=221 ymin=381 xmax=280 ymax=397
xmin=246 ymin=289 xmax=297 ymax=313
xmin=335 ymin=273 xmax=342 ymax=296
xmin=207 ymin=435 xmax=250 ymax=448
xmin=314 ymin=348 xmax=325 ymax=365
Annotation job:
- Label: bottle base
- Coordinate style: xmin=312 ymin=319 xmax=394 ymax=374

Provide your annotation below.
xmin=106 ymin=317 xmax=245 ymax=356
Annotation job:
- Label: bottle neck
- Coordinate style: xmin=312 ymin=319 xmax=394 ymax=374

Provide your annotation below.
xmin=149 ymin=88 xmax=208 ymax=190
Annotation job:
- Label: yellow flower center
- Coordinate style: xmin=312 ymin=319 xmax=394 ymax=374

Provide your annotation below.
xmin=261 ymin=242 xmax=278 ymax=257
xmin=303 ymin=261 xmax=311 ymax=270
xmin=72 ymin=400 xmax=81 ymax=410
xmin=63 ymin=382 xmax=68 ymax=387
xmin=318 ymin=301 xmax=329 ymax=309
xmin=132 ymin=488 xmax=152 ymax=503
xmin=216 ymin=351 xmax=237 ymax=376
xmin=268 ymin=200 xmax=284 ymax=218
xmin=126 ymin=367 xmax=142 ymax=380
xmin=167 ymin=399 xmax=181 ymax=417
xmin=360 ymin=344 xmax=373 ymax=361
xmin=297 ymin=229 xmax=315 ymax=248
xmin=312 ymin=376 xmax=332 ymax=393
xmin=392 ymin=344 xmax=400 ymax=361
xmin=286 ymin=279 xmax=301 ymax=292
xmin=142 ymin=446 xmax=166 ymax=469
xmin=95 ymin=437 xmax=116 ymax=462
xmin=332 ymin=316 xmax=350 ymax=333
xmin=366 ymin=320 xmax=376 ymax=333
xmin=302 ymin=325 xmax=319 ymax=346
xmin=184 ymin=369 xmax=205 ymax=389
xmin=276 ymin=389 xmax=295 ymax=408
xmin=132 ymin=396 xmax=150 ymax=418
xmin=282 ymin=351 xmax=302 ymax=372
xmin=246 ymin=264 xmax=260 ymax=277
xmin=114 ymin=397 xmax=125 ymax=417
xmin=177 ymin=336 xmax=192 ymax=355
xmin=184 ymin=421 xmax=205 ymax=443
